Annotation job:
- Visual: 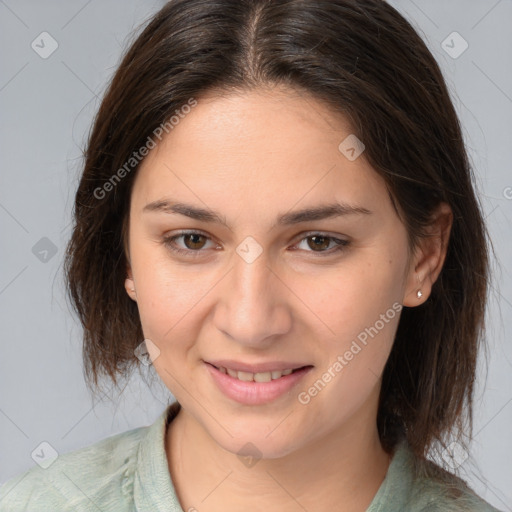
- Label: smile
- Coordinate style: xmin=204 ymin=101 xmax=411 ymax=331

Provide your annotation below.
xmin=205 ymin=361 xmax=314 ymax=405
xmin=212 ymin=365 xmax=300 ymax=382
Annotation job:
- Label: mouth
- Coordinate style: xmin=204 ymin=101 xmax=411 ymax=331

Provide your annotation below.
xmin=207 ymin=363 xmax=309 ymax=382
xmin=204 ymin=361 xmax=314 ymax=405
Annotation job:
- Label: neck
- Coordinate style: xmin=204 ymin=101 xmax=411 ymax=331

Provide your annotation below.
xmin=166 ymin=402 xmax=391 ymax=512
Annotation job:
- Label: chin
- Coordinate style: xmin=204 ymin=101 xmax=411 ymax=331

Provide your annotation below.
xmin=208 ymin=419 xmax=304 ymax=461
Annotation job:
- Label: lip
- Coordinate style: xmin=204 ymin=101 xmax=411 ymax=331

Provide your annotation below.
xmin=205 ymin=361 xmax=314 ymax=405
xmin=206 ymin=359 xmax=308 ymax=373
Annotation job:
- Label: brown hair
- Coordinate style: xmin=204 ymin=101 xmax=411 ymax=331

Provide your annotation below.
xmin=64 ymin=0 xmax=491 ymax=462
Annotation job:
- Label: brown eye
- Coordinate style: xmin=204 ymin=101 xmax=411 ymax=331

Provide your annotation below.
xmin=306 ymin=235 xmax=331 ymax=251
xmin=295 ymin=233 xmax=350 ymax=256
xmin=182 ymin=233 xmax=208 ymax=250
xmin=162 ymin=230 xmax=215 ymax=257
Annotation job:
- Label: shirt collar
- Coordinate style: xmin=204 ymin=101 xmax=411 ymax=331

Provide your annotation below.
xmin=134 ymin=401 xmax=183 ymax=512
xmin=366 ymin=438 xmax=414 ymax=511
xmin=133 ymin=401 xmax=412 ymax=512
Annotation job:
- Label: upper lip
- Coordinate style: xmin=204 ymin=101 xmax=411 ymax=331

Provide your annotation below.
xmin=206 ymin=359 xmax=312 ymax=373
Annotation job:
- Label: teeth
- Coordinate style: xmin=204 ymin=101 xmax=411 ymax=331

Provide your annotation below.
xmin=217 ymin=366 xmax=298 ymax=382
xmin=237 ymin=371 xmax=254 ymax=382
xmin=254 ymin=372 xmax=272 ymax=383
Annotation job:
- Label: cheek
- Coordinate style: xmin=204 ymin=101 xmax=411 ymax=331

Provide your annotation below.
xmin=300 ymin=251 xmax=405 ymax=344
xmin=300 ymin=293 xmax=401 ymax=431
xmin=135 ymin=273 xmax=197 ymax=338
xmin=130 ymin=246 xmax=218 ymax=352
xmin=296 ymin=250 xmax=404 ymax=407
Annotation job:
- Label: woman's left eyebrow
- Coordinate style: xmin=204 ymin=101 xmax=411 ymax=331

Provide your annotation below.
xmin=142 ymin=198 xmax=373 ymax=231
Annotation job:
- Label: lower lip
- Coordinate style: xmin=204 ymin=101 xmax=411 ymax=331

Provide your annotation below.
xmin=205 ymin=362 xmax=313 ymax=405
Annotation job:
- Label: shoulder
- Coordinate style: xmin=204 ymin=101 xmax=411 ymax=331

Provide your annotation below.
xmin=0 ymin=423 xmax=148 ymax=512
xmin=370 ymin=440 xmax=504 ymax=512
xmin=406 ymin=471 xmax=502 ymax=512
xmin=403 ymin=445 xmax=503 ymax=512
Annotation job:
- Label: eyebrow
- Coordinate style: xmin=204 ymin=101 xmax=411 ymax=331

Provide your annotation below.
xmin=142 ymin=198 xmax=372 ymax=230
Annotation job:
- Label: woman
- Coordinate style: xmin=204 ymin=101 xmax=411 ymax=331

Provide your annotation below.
xmin=0 ymin=0 xmax=502 ymax=510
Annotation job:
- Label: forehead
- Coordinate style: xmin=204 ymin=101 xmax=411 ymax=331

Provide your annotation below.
xmin=131 ymin=87 xmax=390 ymax=222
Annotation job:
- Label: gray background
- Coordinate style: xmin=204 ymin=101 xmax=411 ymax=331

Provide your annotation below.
xmin=0 ymin=0 xmax=511 ymax=510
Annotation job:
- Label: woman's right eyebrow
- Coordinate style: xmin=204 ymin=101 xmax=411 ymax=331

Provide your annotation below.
xmin=143 ymin=199 xmax=227 ymax=225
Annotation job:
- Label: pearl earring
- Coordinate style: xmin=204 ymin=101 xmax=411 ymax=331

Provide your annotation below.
xmin=417 ymin=290 xmax=423 ymax=299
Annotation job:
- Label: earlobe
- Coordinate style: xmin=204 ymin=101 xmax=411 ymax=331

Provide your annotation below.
xmin=403 ymin=202 xmax=453 ymax=307
xmin=403 ymin=270 xmax=428 ymax=307
xmin=124 ymin=266 xmax=137 ymax=302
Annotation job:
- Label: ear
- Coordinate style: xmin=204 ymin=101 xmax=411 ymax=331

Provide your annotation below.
xmin=123 ymin=224 xmax=137 ymax=302
xmin=403 ymin=202 xmax=453 ymax=307
xmin=124 ymin=261 xmax=137 ymax=302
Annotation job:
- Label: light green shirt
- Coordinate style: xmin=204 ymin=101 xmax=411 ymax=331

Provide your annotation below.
xmin=0 ymin=401 xmax=502 ymax=511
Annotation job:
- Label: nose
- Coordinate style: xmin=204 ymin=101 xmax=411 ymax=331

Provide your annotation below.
xmin=213 ymin=247 xmax=292 ymax=348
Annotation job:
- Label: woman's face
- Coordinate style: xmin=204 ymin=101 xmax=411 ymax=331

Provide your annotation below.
xmin=125 ymin=86 xmax=423 ymax=458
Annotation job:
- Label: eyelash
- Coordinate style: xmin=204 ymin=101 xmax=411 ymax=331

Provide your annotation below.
xmin=162 ymin=230 xmax=350 ymax=258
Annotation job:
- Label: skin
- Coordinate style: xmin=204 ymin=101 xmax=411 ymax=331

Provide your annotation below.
xmin=124 ymin=85 xmax=452 ymax=512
